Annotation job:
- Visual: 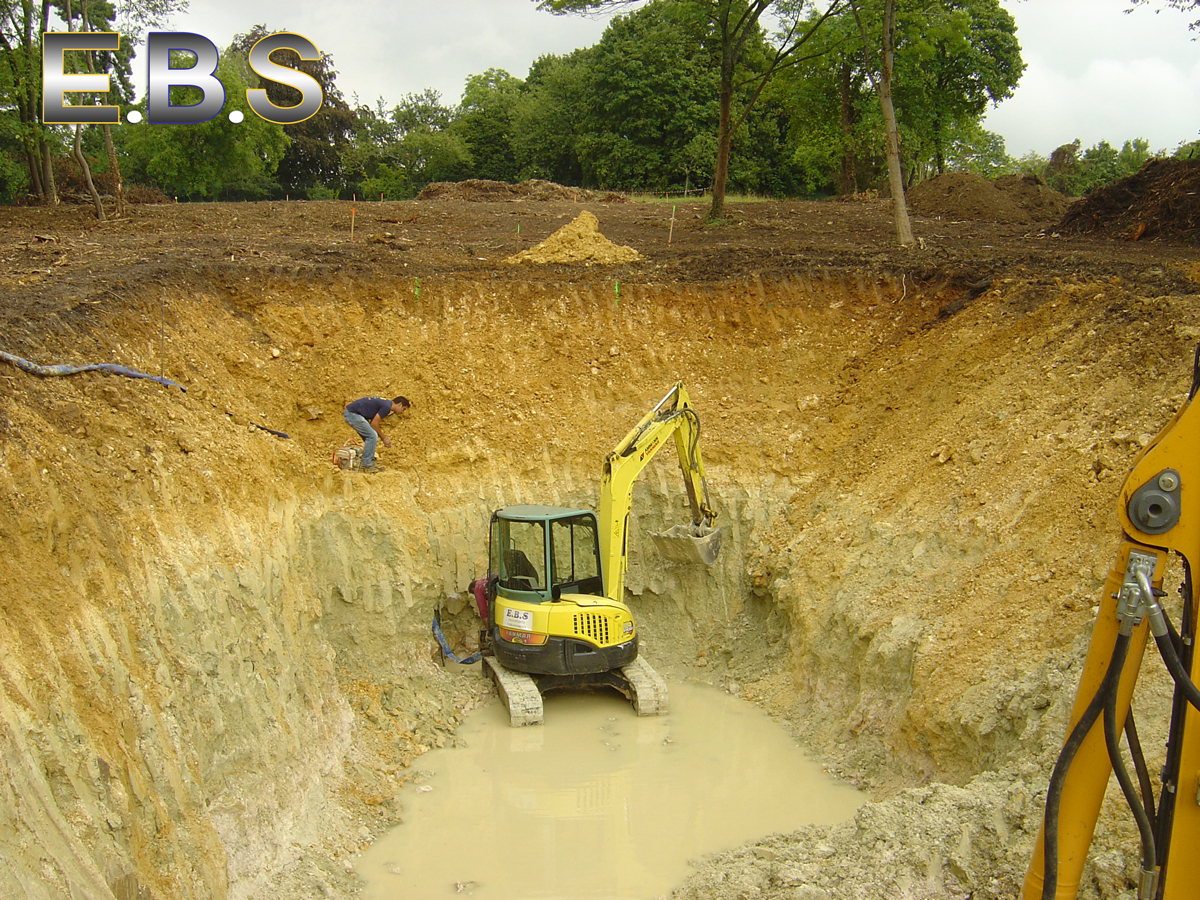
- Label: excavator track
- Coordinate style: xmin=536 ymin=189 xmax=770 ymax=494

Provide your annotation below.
xmin=618 ymin=657 xmax=670 ymax=716
xmin=483 ymin=655 xmax=670 ymax=725
xmin=483 ymin=656 xmax=543 ymax=727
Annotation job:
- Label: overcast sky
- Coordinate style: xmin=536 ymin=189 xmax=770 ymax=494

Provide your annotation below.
xmin=143 ymin=0 xmax=1199 ymax=158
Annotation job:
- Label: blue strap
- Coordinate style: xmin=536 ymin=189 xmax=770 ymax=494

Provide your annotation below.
xmin=432 ymin=616 xmax=482 ymax=665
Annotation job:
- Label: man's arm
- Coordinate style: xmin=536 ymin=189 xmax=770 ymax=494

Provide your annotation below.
xmin=369 ymin=413 xmax=392 ymax=448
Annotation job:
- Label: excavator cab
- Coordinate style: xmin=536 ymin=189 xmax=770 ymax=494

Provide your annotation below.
xmin=492 ymin=505 xmax=604 ymax=600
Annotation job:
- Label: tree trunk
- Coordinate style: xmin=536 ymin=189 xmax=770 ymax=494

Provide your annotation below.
xmin=74 ymin=125 xmax=105 ymax=220
xmin=41 ymin=143 xmax=58 ymax=206
xmin=877 ymin=0 xmax=912 ymax=245
xmin=838 ymin=62 xmax=857 ymax=195
xmin=103 ymin=125 xmax=124 ymax=216
xmin=25 ymin=146 xmax=44 ymax=198
xmin=708 ymin=67 xmax=734 ymax=221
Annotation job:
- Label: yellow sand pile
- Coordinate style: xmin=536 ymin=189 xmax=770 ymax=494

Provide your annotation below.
xmin=504 ymin=211 xmax=641 ymax=266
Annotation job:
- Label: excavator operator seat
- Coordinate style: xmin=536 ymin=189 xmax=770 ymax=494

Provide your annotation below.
xmin=502 ymin=548 xmax=542 ymax=591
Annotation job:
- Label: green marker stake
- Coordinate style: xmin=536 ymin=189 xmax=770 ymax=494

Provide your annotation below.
xmin=614 ymin=279 xmax=620 ymax=305
xmin=414 ymin=276 xmax=420 ymax=299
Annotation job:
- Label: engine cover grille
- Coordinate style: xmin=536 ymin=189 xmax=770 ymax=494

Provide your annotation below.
xmin=572 ymin=612 xmax=611 ymax=645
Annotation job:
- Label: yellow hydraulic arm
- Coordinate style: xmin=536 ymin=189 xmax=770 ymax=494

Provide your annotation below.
xmin=1024 ymin=347 xmax=1200 ymax=900
xmin=595 ymin=382 xmax=718 ymax=604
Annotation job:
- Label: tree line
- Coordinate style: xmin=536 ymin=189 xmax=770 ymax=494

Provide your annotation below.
xmin=3 ymin=0 xmax=1196 ymax=224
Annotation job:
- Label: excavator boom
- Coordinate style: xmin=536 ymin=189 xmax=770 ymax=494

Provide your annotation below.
xmin=596 ymin=382 xmax=720 ymax=602
xmin=1024 ymin=346 xmax=1200 ymax=899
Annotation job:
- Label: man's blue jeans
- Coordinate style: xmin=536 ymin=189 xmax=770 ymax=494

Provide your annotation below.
xmin=343 ymin=410 xmax=378 ymax=467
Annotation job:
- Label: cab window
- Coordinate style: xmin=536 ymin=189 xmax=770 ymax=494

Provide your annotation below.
xmin=550 ymin=514 xmax=603 ymax=596
xmin=499 ymin=520 xmax=544 ymax=591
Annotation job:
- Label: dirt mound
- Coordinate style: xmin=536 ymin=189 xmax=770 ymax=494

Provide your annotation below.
xmin=503 ymin=210 xmax=641 ymax=265
xmin=907 ymin=171 xmax=1068 ymax=225
xmin=1058 ymin=157 xmax=1200 ymax=242
xmin=994 ymin=173 xmax=1071 ymax=221
xmin=416 ymin=178 xmax=626 ymax=203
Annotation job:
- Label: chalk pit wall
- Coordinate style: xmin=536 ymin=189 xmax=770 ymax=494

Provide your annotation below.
xmin=0 ymin=269 xmax=1193 ymax=900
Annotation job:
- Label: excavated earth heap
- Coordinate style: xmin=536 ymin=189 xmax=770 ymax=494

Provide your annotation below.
xmin=1059 ymin=158 xmax=1200 ymax=242
xmin=504 ymin=209 xmax=642 ymax=265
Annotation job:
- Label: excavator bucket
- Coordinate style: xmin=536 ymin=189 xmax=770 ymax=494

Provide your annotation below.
xmin=651 ymin=524 xmax=723 ymax=566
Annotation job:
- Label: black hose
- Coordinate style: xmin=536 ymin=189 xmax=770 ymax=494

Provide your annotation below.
xmin=1123 ymin=708 xmax=1158 ymax=835
xmin=1103 ymin=660 xmax=1157 ymax=875
xmin=1154 ymin=559 xmax=1194 ymax=878
xmin=1152 ymin=629 xmax=1200 ymax=711
xmin=1041 ymin=632 xmax=1132 ymax=900
xmin=1189 ymin=341 xmax=1200 ymax=401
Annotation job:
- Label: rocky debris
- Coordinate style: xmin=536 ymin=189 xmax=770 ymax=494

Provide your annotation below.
xmin=670 ymin=771 xmax=1042 ymax=900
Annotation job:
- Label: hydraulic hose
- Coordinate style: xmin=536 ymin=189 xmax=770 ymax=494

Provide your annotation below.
xmin=1103 ymin=658 xmax=1158 ymax=883
xmin=1041 ymin=631 xmax=1132 ymax=900
xmin=1154 ymin=561 xmax=1193 ymax=879
xmin=1188 ymin=340 xmax=1200 ymax=401
xmin=1122 ymin=709 xmax=1158 ymax=836
xmin=1138 ymin=570 xmax=1200 ymax=713
xmin=1151 ymin=629 xmax=1200 ymax=711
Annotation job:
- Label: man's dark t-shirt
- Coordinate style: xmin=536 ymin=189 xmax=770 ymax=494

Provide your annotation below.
xmin=346 ymin=397 xmax=393 ymax=421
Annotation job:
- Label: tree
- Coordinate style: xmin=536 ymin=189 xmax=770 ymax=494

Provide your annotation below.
xmin=772 ymin=0 xmax=1020 ymax=197
xmin=535 ymin=0 xmax=842 ymax=220
xmin=346 ymin=91 xmax=471 ymax=199
xmin=573 ymin=2 xmax=719 ymax=190
xmin=118 ymin=54 xmax=289 ymax=200
xmin=1042 ymin=137 xmax=1155 ymax=197
xmin=228 ymin=25 xmax=356 ymax=198
xmin=848 ymin=0 xmax=912 ymax=244
xmin=939 ymin=121 xmax=1012 ymax=178
xmin=0 ymin=0 xmax=68 ymax=203
xmin=512 ymin=51 xmax=591 ymax=184
xmin=889 ymin=0 xmax=1022 ymax=178
xmin=453 ymin=68 xmax=524 ymax=182
xmin=772 ymin=10 xmax=872 ymax=195
xmin=105 ymin=1 xmax=189 ymax=214
xmin=62 ymin=0 xmax=119 ymax=220
xmin=1128 ymin=0 xmax=1200 ymax=30
xmin=0 ymin=0 xmax=178 ymax=206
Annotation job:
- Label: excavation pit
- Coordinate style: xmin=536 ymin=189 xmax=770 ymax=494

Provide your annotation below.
xmin=0 ymin=198 xmax=1196 ymax=900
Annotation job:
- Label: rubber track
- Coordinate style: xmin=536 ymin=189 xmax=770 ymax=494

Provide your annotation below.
xmin=619 ymin=657 xmax=670 ymax=716
xmin=483 ymin=656 xmax=544 ymax=726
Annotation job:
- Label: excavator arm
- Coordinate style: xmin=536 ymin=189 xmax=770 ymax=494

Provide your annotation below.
xmin=596 ymin=382 xmax=720 ymax=603
xmin=1024 ymin=345 xmax=1200 ymax=900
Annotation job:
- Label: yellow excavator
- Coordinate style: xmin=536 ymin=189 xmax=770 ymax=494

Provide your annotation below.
xmin=1024 ymin=345 xmax=1200 ymax=899
xmin=468 ymin=383 xmax=721 ymax=726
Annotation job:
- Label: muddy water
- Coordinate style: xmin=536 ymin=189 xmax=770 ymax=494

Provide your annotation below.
xmin=356 ymin=679 xmax=863 ymax=900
